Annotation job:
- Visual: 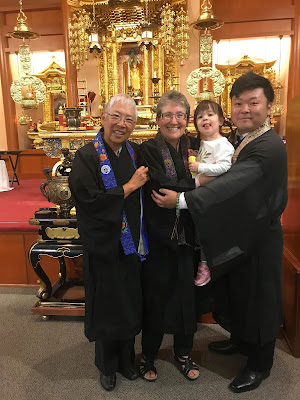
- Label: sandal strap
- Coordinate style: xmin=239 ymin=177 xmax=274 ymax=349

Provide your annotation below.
xmin=174 ymin=355 xmax=199 ymax=376
xmin=140 ymin=355 xmax=157 ymax=376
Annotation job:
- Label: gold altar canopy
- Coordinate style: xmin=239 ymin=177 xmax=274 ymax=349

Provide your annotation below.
xmin=67 ymin=0 xmax=190 ymax=105
xmin=36 ymin=60 xmax=67 ymax=123
xmin=215 ymin=55 xmax=276 ymax=117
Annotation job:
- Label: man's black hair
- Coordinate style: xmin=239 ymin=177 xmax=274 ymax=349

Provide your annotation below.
xmin=230 ymin=71 xmax=274 ymax=103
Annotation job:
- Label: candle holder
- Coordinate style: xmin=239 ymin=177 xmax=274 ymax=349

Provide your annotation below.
xmin=149 ymin=77 xmax=161 ymax=128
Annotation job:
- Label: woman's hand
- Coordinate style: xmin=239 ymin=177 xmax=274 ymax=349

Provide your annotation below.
xmin=123 ymin=166 xmax=149 ymax=198
xmin=151 ymin=189 xmax=177 ymax=209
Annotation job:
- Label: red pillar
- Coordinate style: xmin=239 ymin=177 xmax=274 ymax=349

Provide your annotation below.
xmin=0 ymin=13 xmax=19 ymax=150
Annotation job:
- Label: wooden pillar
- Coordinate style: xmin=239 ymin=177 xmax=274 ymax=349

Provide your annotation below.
xmin=288 ymin=0 xmax=300 ymax=101
xmin=0 ymin=13 xmax=19 ymax=150
xmin=61 ymin=0 xmax=78 ymax=107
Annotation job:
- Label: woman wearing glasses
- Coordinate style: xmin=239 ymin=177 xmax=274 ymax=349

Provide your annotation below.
xmin=139 ymin=91 xmax=201 ymax=382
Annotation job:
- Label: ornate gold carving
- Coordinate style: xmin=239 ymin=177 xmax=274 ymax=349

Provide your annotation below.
xmin=164 ymin=52 xmax=178 ymax=92
xmin=19 ymin=44 xmax=32 ymax=74
xmin=67 ymin=0 xmax=189 ymax=103
xmin=215 ymin=55 xmax=276 ymax=117
xmin=186 ymin=67 xmax=225 ymax=99
xmin=37 ymin=280 xmax=49 ymax=300
xmin=36 ymin=60 xmax=67 ymax=122
xmin=10 ymin=43 xmax=46 ymax=110
xmin=159 ymin=3 xmax=175 ymax=55
xmin=174 ymin=7 xmax=189 ymax=65
xmin=199 ymin=33 xmax=212 ymax=65
xmin=45 ymin=227 xmax=80 ymax=240
xmin=69 ymin=9 xmax=90 ymax=70
xmin=18 ymin=110 xmax=30 ymax=125
xmin=10 ymin=75 xmax=46 ymax=107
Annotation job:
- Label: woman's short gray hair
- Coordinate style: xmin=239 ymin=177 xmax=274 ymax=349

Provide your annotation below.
xmin=104 ymin=94 xmax=137 ymax=122
xmin=156 ymin=90 xmax=190 ymax=121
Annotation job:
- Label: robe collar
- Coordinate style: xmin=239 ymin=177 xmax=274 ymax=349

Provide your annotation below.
xmin=232 ymin=118 xmax=271 ymax=164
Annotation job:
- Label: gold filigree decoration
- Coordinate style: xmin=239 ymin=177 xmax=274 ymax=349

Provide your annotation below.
xmin=164 ymin=52 xmax=177 ymax=91
xmin=159 ymin=3 xmax=175 ymax=55
xmin=200 ymin=33 xmax=212 ymax=65
xmin=186 ymin=67 xmax=225 ymax=98
xmin=11 ymin=75 xmax=46 ymax=107
xmin=271 ymin=83 xmax=285 ymax=116
xmin=69 ymin=9 xmax=90 ymax=70
xmin=174 ymin=7 xmax=189 ymax=65
xmin=116 ymin=27 xmax=141 ymax=40
xmin=45 ymin=227 xmax=80 ymax=240
xmin=19 ymin=44 xmax=32 ymax=74
xmin=10 ymin=43 xmax=46 ymax=109
xmin=18 ymin=110 xmax=30 ymax=125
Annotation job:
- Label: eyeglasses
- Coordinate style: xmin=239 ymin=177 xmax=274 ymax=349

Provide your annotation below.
xmin=106 ymin=112 xmax=135 ymax=126
xmin=160 ymin=112 xmax=187 ymax=121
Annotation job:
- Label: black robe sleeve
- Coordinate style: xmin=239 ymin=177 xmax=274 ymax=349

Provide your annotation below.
xmin=184 ymin=130 xmax=288 ymax=279
xmin=69 ymin=142 xmax=126 ymax=263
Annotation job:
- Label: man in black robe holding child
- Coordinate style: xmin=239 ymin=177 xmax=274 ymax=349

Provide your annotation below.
xmin=152 ymin=72 xmax=288 ymax=393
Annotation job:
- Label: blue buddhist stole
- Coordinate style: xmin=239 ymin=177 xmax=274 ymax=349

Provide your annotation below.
xmin=93 ymin=130 xmax=148 ymax=261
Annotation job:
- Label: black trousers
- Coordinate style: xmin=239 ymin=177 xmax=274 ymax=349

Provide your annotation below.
xmin=231 ymin=337 xmax=276 ymax=371
xmin=142 ymin=330 xmax=194 ymax=361
xmin=95 ymin=337 xmax=135 ymax=376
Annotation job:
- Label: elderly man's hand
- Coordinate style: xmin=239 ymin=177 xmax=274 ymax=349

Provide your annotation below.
xmin=151 ymin=189 xmax=177 ymax=209
xmin=123 ymin=166 xmax=149 ymax=198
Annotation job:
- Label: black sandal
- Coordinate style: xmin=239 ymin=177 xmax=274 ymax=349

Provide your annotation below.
xmin=174 ymin=355 xmax=200 ymax=381
xmin=139 ymin=355 xmax=157 ymax=381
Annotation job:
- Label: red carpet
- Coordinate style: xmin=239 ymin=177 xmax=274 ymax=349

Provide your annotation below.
xmin=0 ymin=179 xmax=54 ymax=231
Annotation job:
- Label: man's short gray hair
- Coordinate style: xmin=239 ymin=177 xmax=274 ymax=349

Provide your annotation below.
xmin=104 ymin=94 xmax=137 ymax=122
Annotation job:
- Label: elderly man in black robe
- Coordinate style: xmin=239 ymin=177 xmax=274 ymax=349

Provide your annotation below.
xmin=69 ymin=94 xmax=149 ymax=392
xmin=151 ymin=72 xmax=288 ymax=393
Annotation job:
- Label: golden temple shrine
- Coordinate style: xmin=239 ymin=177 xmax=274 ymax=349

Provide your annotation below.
xmin=1 ymin=1 xmax=300 ymax=391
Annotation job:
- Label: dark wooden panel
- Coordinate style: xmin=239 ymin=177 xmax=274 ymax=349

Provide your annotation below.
xmin=213 ymin=19 xmax=293 ymax=40
xmin=18 ymin=149 xmax=60 ymax=179
xmin=282 ymin=237 xmax=300 ymax=357
xmin=3 ymin=149 xmax=60 ymax=179
xmin=0 ymin=231 xmax=79 ymax=285
xmin=0 ymin=233 xmax=28 ymax=284
xmin=213 ymin=0 xmax=294 ymax=22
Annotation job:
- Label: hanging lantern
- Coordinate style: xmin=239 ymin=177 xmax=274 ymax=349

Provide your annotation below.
xmin=141 ymin=24 xmax=153 ymax=41
xmin=139 ymin=0 xmax=154 ymax=49
xmin=85 ymin=0 xmax=102 ymax=56
xmin=88 ymin=21 xmax=102 ymax=54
